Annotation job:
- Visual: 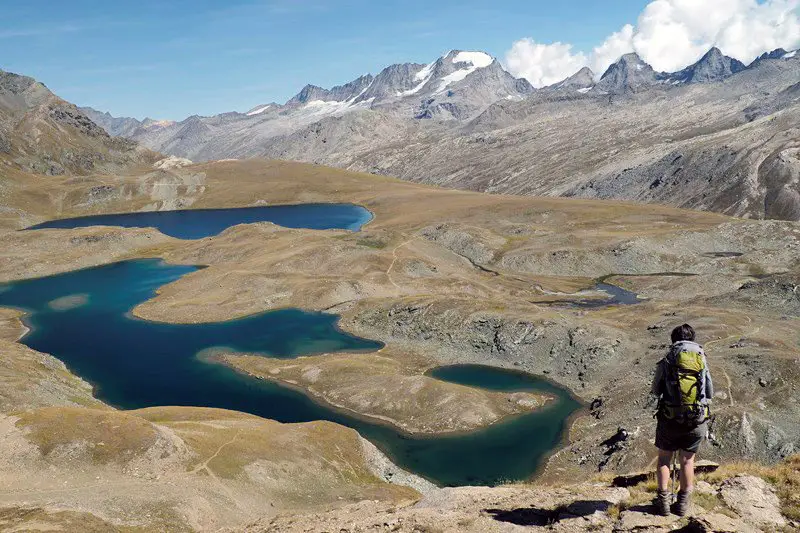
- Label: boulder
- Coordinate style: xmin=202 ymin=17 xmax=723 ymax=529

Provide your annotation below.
xmin=719 ymin=475 xmax=786 ymax=527
xmin=685 ymin=512 xmax=759 ymax=533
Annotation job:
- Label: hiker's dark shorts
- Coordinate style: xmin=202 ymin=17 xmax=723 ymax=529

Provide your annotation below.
xmin=655 ymin=419 xmax=707 ymax=453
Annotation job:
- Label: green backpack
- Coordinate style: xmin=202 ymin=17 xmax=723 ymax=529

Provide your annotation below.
xmin=659 ymin=343 xmax=710 ymax=427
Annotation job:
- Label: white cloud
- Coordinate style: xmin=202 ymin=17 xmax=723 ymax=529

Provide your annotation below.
xmin=590 ymin=24 xmax=635 ymax=76
xmin=505 ymin=0 xmax=800 ymax=87
xmin=504 ymin=39 xmax=587 ymax=87
xmin=630 ymin=0 xmax=800 ymax=71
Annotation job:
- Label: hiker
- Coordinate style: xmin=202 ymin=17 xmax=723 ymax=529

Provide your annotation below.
xmin=651 ymin=324 xmax=713 ymax=517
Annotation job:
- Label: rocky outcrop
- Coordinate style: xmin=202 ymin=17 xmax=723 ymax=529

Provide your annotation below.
xmin=346 ymin=298 xmax=628 ymax=397
xmin=715 ymin=271 xmax=800 ymax=317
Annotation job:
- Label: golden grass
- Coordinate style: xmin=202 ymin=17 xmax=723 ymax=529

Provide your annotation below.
xmin=16 ymin=407 xmax=158 ymax=464
xmin=606 ymin=503 xmax=622 ymax=521
xmin=692 ymin=492 xmax=739 ymax=519
xmin=0 ymin=506 xmax=161 ymax=533
xmin=132 ymin=406 xmax=419 ymax=503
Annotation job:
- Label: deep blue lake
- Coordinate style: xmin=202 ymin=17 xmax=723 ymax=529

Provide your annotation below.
xmin=0 ymin=260 xmax=581 ymax=486
xmin=26 ymin=203 xmax=373 ymax=239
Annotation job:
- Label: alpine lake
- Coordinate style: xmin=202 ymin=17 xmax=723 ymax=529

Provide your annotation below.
xmin=3 ymin=204 xmax=591 ymax=486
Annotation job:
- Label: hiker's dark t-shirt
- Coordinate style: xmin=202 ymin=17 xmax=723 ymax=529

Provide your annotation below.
xmin=651 ymin=341 xmax=714 ymax=453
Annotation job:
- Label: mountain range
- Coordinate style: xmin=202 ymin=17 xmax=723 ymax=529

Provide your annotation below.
xmin=33 ymin=46 xmax=800 ymax=221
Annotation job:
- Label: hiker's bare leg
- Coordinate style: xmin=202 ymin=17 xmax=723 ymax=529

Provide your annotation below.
xmin=656 ymin=449 xmax=672 ymax=491
xmin=679 ymin=450 xmax=695 ymax=492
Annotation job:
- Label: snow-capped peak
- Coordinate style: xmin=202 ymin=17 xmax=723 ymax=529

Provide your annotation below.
xmin=452 ymin=51 xmax=493 ymax=68
xmin=436 ymin=50 xmax=496 ymax=93
xmin=398 ymin=51 xmax=496 ymax=97
xmin=784 ymin=50 xmax=797 ymax=59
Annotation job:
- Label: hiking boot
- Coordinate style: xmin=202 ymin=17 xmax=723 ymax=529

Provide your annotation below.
xmin=653 ymin=490 xmax=671 ymax=516
xmin=674 ymin=490 xmax=692 ymax=516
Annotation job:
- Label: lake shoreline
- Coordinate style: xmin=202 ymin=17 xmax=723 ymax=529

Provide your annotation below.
xmin=0 ymin=255 xmax=581 ymax=487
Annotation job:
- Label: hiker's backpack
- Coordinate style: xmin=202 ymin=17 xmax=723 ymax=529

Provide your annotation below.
xmin=658 ymin=342 xmax=710 ymax=427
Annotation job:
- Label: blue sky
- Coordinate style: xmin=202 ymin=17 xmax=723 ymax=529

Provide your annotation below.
xmin=2 ymin=1 xmax=653 ymax=119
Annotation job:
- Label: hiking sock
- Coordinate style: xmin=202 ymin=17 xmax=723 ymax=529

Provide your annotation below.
xmin=675 ymin=490 xmax=692 ymax=516
xmin=654 ymin=490 xmax=671 ymax=516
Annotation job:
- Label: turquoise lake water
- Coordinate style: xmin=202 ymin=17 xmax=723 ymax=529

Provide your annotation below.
xmin=5 ymin=205 xmax=582 ymax=486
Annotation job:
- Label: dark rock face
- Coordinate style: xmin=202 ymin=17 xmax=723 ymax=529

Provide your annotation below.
xmin=0 ymin=69 xmax=37 ymax=96
xmin=595 ymin=53 xmax=658 ymax=93
xmin=744 ymin=81 xmax=800 ymax=122
xmin=669 ymin=47 xmax=746 ymax=84
xmin=48 ymin=104 xmax=108 ymax=138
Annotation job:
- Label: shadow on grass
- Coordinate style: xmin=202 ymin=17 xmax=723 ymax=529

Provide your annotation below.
xmin=485 ymin=499 xmax=615 ymax=526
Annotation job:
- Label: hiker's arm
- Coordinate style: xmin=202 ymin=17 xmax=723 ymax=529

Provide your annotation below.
xmin=650 ymin=362 xmax=663 ymax=397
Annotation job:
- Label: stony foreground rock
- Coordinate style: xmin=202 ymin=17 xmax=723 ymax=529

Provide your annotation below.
xmin=243 ymin=479 xmax=794 ymax=532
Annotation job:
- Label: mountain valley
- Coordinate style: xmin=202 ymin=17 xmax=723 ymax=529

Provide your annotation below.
xmin=0 ymin=43 xmax=799 ymax=532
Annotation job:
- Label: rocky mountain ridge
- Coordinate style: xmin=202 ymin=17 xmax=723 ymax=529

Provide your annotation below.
xmin=0 ymin=69 xmax=153 ymax=175
xmin=83 ymin=46 xmax=785 ymax=136
xmin=78 ymin=46 xmax=800 ymax=222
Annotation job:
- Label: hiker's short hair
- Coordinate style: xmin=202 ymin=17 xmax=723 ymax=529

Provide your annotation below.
xmin=671 ymin=324 xmax=696 ymax=343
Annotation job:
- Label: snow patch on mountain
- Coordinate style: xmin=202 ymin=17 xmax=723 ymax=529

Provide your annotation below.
xmin=301 ymin=95 xmax=374 ymax=118
xmin=785 ymin=50 xmax=797 ymax=59
xmin=247 ymin=105 xmax=272 ymax=116
xmin=414 ymin=61 xmax=435 ymax=82
xmin=398 ymin=63 xmax=435 ymax=96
